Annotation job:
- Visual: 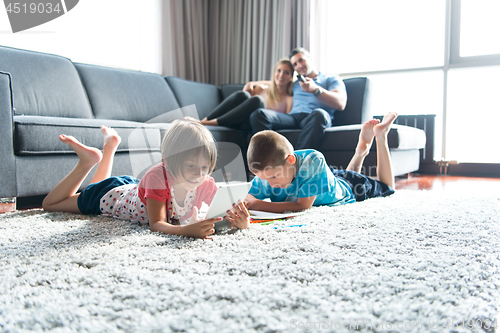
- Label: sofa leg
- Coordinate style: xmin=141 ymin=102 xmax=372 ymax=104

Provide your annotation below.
xmin=0 ymin=197 xmax=16 ymax=213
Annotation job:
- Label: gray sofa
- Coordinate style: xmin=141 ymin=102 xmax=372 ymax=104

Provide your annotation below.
xmin=0 ymin=45 xmax=426 ymax=207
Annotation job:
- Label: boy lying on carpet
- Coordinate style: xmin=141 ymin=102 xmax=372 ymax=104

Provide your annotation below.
xmin=42 ymin=119 xmax=250 ymax=238
xmin=244 ymin=112 xmax=398 ymax=213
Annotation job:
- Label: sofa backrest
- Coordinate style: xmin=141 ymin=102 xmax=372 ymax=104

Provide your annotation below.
xmin=332 ymin=77 xmax=372 ymax=126
xmin=0 ymin=45 xmax=93 ymax=118
xmin=75 ymin=63 xmax=182 ymax=123
xmin=165 ymin=76 xmax=222 ymax=120
xmin=220 ymin=84 xmax=245 ymax=100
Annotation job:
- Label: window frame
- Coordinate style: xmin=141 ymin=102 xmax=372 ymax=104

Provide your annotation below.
xmin=328 ymin=0 xmax=500 ymax=167
xmin=449 ymin=0 xmax=500 ymax=68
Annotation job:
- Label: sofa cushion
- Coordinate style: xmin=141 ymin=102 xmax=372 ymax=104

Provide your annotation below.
xmin=75 ymin=63 xmax=181 ymax=123
xmin=0 ymin=46 xmax=93 ymax=118
xmin=14 ymin=116 xmax=161 ymax=155
xmin=165 ymin=76 xmax=222 ymax=119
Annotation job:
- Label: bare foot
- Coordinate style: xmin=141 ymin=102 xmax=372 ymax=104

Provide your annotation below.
xmin=184 ymin=116 xmax=201 ymax=123
xmin=200 ymin=118 xmax=219 ymax=126
xmin=101 ymin=125 xmax=121 ymax=152
xmin=59 ymin=135 xmax=102 ymax=168
xmin=373 ymin=112 xmax=398 ymax=138
xmin=356 ymin=119 xmax=380 ymax=156
xmin=184 ymin=116 xmax=219 ymax=126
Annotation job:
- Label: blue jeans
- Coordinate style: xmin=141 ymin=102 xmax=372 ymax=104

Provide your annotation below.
xmin=249 ymin=108 xmax=332 ymax=150
xmin=77 ymin=176 xmax=139 ymax=214
xmin=331 ymin=168 xmax=395 ymax=201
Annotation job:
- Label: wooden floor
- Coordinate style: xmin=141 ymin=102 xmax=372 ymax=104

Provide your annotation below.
xmin=395 ymin=174 xmax=500 ymax=194
xmin=1 ymin=175 xmax=500 ymax=214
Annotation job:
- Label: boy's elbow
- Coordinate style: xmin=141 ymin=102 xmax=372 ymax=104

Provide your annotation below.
xmin=296 ymin=197 xmax=315 ymax=211
xmin=298 ymin=203 xmax=314 ymax=211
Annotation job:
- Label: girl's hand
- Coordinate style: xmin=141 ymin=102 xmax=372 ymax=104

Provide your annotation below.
xmin=225 ymin=200 xmax=251 ymax=229
xmin=182 ymin=207 xmax=221 ymax=239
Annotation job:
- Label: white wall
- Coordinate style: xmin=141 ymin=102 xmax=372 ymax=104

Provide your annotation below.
xmin=0 ymin=0 xmax=162 ymax=73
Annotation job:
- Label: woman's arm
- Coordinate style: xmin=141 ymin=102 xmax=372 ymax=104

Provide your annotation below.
xmin=243 ymin=80 xmax=271 ymax=96
xmin=285 ymin=95 xmax=294 ymax=114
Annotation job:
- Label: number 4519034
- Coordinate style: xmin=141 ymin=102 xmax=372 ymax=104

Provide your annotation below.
xmin=6 ymin=2 xmax=62 ymax=14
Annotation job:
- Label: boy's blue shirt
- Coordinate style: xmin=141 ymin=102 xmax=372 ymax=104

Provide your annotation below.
xmin=249 ymin=149 xmax=355 ymax=206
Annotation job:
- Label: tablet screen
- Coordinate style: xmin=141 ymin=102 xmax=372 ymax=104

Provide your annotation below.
xmin=205 ymin=182 xmax=252 ymax=219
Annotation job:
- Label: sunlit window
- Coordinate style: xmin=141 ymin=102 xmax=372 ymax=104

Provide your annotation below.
xmin=447 ymin=66 xmax=500 ymax=163
xmin=0 ymin=0 xmax=161 ymax=73
xmin=311 ymin=0 xmax=446 ymax=74
xmin=460 ymin=0 xmax=500 ymax=57
xmin=311 ymin=0 xmax=500 ymax=165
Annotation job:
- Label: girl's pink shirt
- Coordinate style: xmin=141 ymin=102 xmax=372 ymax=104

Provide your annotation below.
xmin=137 ymin=162 xmax=217 ymax=220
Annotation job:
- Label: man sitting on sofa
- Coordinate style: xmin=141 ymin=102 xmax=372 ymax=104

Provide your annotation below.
xmin=249 ymin=47 xmax=347 ymax=150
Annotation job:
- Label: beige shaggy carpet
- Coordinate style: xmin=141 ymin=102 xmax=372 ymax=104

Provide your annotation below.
xmin=1 ymin=190 xmax=499 ymax=332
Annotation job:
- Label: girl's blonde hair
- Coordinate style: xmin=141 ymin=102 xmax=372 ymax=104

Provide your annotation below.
xmin=161 ymin=119 xmax=217 ymax=178
xmin=266 ymin=59 xmax=294 ymax=110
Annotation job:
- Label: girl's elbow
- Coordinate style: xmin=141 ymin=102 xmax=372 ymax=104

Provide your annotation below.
xmin=149 ymin=221 xmax=162 ymax=232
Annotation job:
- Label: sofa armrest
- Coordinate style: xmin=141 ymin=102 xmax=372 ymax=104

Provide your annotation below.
xmin=333 ymin=77 xmax=372 ymax=126
xmin=0 ymin=71 xmax=17 ymax=197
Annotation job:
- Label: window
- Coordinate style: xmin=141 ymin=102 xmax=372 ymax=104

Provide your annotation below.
xmin=457 ymin=0 xmax=500 ymax=58
xmin=447 ymin=66 xmax=500 ymax=163
xmin=311 ymin=0 xmax=500 ymax=165
xmin=0 ymin=0 xmax=161 ymax=73
xmin=311 ymin=0 xmax=445 ymax=74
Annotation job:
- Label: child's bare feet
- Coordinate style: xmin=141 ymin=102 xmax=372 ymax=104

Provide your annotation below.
xmin=59 ymin=135 xmax=102 ymax=168
xmin=356 ymin=119 xmax=380 ymax=156
xmin=184 ymin=116 xmax=219 ymax=126
xmin=200 ymin=118 xmax=219 ymax=126
xmin=184 ymin=116 xmax=201 ymax=123
xmin=101 ymin=125 xmax=121 ymax=152
xmin=373 ymin=112 xmax=398 ymax=138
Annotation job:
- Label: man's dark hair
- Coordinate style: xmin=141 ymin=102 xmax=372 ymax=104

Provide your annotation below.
xmin=289 ymin=47 xmax=311 ymax=59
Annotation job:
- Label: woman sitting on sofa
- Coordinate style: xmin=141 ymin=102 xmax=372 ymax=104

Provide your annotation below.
xmin=186 ymin=59 xmax=294 ymax=131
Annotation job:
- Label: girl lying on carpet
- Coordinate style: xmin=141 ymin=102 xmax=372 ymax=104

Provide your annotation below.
xmin=245 ymin=112 xmax=398 ymax=213
xmin=42 ymin=119 xmax=250 ymax=239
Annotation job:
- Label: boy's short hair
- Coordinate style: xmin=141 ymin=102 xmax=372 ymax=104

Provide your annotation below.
xmin=247 ymin=130 xmax=294 ymax=172
xmin=161 ymin=119 xmax=217 ymax=178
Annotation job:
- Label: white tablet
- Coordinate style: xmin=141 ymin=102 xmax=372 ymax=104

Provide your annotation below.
xmin=205 ymin=182 xmax=252 ymax=232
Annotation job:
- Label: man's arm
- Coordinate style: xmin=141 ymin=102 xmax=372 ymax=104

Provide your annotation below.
xmin=316 ymin=89 xmax=347 ymax=111
xmin=299 ymin=78 xmax=347 ymax=111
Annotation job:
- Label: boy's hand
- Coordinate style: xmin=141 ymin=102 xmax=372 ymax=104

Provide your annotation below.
xmin=182 ymin=207 xmax=220 ymax=239
xmin=225 ymin=200 xmax=251 ymax=229
xmin=244 ymin=194 xmax=259 ymax=210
